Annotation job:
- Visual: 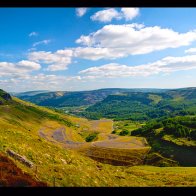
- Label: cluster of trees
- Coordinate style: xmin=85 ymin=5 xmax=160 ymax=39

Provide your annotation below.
xmin=132 ymin=116 xmax=196 ymax=140
xmin=85 ymin=132 xmax=98 ymax=142
xmin=164 ymin=123 xmax=190 ymax=137
xmin=162 ymin=118 xmax=196 ymax=139
xmin=111 ymin=129 xmax=130 ymax=136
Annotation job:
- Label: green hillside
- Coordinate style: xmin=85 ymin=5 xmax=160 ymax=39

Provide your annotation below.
xmin=81 ymin=88 xmax=196 ymax=121
xmin=14 ymin=88 xmax=167 ymax=107
xmin=131 ymin=116 xmax=196 ymax=166
xmin=0 ymin=89 xmax=196 ymax=186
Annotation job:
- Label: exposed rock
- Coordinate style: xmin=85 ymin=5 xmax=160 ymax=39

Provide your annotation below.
xmin=2 ymin=93 xmax=12 ymax=101
xmin=6 ymin=149 xmax=34 ymax=168
xmin=0 ymin=89 xmax=12 ymax=105
xmin=60 ymin=158 xmax=67 ymax=164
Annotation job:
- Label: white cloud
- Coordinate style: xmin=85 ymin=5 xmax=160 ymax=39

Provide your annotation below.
xmin=75 ymin=24 xmax=196 ymax=60
xmin=90 ymin=8 xmax=139 ymax=22
xmin=33 ymin=39 xmax=51 ymax=47
xmin=80 ymin=63 xmax=159 ymax=78
xmin=2 ymin=53 xmax=196 ymax=92
xmin=121 ymin=8 xmax=139 ymax=21
xmin=28 ymin=48 xmax=37 ymax=52
xmin=0 ymin=60 xmax=41 ymax=77
xmin=185 ymin=47 xmax=196 ymax=54
xmin=0 ymin=73 xmax=84 ymax=92
xmin=46 ymin=64 xmax=67 ymax=71
xmin=73 ymin=47 xmax=125 ymax=60
xmin=17 ymin=60 xmax=41 ymax=70
xmin=91 ymin=8 xmax=120 ymax=22
xmin=28 ymin=49 xmax=73 ymax=71
xmin=76 ymin=8 xmax=88 ymax=17
xmin=79 ymin=55 xmax=196 ymax=78
xmin=29 ymin=32 xmax=38 ymax=37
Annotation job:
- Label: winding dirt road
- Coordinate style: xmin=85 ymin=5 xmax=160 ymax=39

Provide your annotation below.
xmin=39 ymin=127 xmax=87 ymax=149
xmin=38 ymin=119 xmax=150 ymax=165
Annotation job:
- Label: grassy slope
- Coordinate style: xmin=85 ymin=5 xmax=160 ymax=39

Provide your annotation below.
xmin=113 ymin=121 xmax=142 ymax=135
xmin=131 ymin=115 xmax=196 ymax=166
xmin=0 ymin=97 xmax=196 ymax=186
xmin=147 ymin=137 xmax=196 ymax=166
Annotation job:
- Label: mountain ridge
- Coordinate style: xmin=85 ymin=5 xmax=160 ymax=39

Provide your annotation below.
xmin=14 ymin=87 xmax=191 ymax=108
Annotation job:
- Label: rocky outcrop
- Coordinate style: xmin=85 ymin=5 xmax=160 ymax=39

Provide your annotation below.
xmin=0 ymin=89 xmax=12 ymax=105
xmin=6 ymin=149 xmax=34 ymax=168
xmin=2 ymin=93 xmax=12 ymax=101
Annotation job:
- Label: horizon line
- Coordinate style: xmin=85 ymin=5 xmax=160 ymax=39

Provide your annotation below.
xmin=8 ymin=86 xmax=196 ymax=94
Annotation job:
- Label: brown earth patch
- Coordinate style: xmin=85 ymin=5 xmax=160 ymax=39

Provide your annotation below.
xmin=0 ymin=153 xmax=47 ymax=187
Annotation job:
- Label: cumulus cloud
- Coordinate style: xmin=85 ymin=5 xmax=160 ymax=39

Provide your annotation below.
xmin=29 ymin=32 xmax=38 ymax=37
xmin=28 ymin=49 xmax=73 ymax=71
xmin=17 ymin=60 xmax=41 ymax=70
xmin=75 ymin=24 xmax=196 ymax=59
xmin=0 ymin=73 xmax=84 ymax=92
xmin=33 ymin=39 xmax=51 ymax=47
xmin=73 ymin=47 xmax=125 ymax=60
xmin=90 ymin=8 xmax=139 ymax=22
xmin=121 ymin=8 xmax=139 ymax=21
xmin=76 ymin=8 xmax=88 ymax=17
xmin=185 ymin=47 xmax=196 ymax=54
xmin=0 ymin=60 xmax=41 ymax=77
xmin=79 ymin=55 xmax=196 ymax=78
xmin=91 ymin=8 xmax=121 ymax=22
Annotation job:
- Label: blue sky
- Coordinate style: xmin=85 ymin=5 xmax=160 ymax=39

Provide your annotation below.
xmin=1 ymin=8 xmax=196 ymax=92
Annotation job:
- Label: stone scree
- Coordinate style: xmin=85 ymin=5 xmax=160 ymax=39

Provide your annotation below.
xmin=6 ymin=149 xmax=34 ymax=168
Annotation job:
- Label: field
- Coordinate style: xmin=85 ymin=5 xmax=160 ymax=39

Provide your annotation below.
xmin=113 ymin=120 xmax=143 ymax=135
xmin=162 ymin=135 xmax=196 ymax=147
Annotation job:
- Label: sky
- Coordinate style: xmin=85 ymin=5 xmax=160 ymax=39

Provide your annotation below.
xmin=1 ymin=8 xmax=196 ymax=92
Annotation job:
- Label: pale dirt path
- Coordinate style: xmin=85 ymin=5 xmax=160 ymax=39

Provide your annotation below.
xmin=38 ymin=121 xmax=148 ymax=151
xmin=39 ymin=127 xmax=88 ymax=150
xmin=38 ymin=121 xmax=150 ymax=166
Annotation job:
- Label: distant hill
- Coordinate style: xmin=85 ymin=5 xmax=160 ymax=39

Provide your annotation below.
xmin=12 ymin=90 xmax=50 ymax=97
xmin=166 ymin=87 xmax=196 ymax=100
xmin=81 ymin=88 xmax=196 ymax=120
xmin=15 ymin=88 xmax=168 ymax=107
xmin=14 ymin=87 xmax=196 ymax=121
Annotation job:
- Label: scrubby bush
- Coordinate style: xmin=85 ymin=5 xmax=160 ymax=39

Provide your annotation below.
xmin=119 ymin=130 xmax=129 ymax=136
xmin=85 ymin=133 xmax=98 ymax=142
